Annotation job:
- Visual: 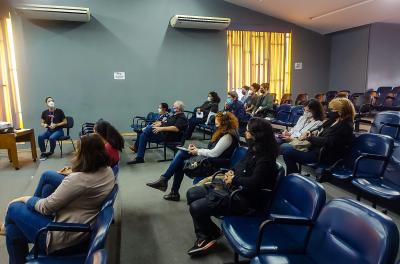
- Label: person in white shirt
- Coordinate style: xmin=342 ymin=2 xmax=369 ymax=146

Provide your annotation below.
xmin=278 ymin=99 xmax=325 ymax=143
xmin=239 ymin=86 xmax=250 ymax=104
xmin=146 ymin=112 xmax=239 ymax=201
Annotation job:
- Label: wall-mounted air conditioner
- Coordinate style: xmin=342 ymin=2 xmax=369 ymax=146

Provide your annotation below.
xmin=170 ymin=15 xmax=231 ymax=30
xmin=15 ymin=4 xmax=90 ymax=22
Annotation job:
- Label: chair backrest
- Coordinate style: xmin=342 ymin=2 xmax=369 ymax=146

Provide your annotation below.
xmin=307 ymin=198 xmax=399 ymax=264
xmin=146 ymin=112 xmax=159 ymax=123
xmin=370 ymin=111 xmax=400 ymax=140
xmin=65 ymin=116 xmax=74 ymax=135
xmin=85 ymin=205 xmax=114 ymax=263
xmin=383 ymin=146 xmax=400 ymax=186
xmin=325 ymin=90 xmax=338 ymax=103
xmin=275 ymin=104 xmax=292 ymax=122
xmin=346 ymin=133 xmax=394 ymax=177
xmin=349 ymin=92 xmax=364 ymax=102
xmin=392 ymin=86 xmax=400 ymax=95
xmin=85 ymin=249 xmax=107 ymax=264
xmin=229 ymin=146 xmax=247 ymax=168
xmin=269 ymin=174 xmax=326 ymax=246
xmin=101 ymin=184 xmax=119 ymax=210
xmin=288 ymin=105 xmax=304 ymax=125
xmin=377 ymin=86 xmax=392 ymax=95
xmin=394 ymin=93 xmax=400 ymax=107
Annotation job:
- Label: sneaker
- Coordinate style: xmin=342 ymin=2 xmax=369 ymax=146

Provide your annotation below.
xmin=44 ymin=152 xmax=54 ymax=157
xmin=126 ymin=157 xmax=145 ymax=165
xmin=187 ymin=238 xmax=217 ymax=256
xmin=39 ymin=153 xmax=47 ymax=161
xmin=211 ymin=228 xmax=223 ymax=240
xmin=163 ymin=192 xmax=180 ymax=201
xmin=146 ymin=177 xmax=168 ymax=192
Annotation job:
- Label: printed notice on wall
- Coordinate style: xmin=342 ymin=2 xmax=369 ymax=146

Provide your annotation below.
xmin=114 ymin=72 xmax=125 ymax=80
xmin=294 ymin=62 xmax=303 ymax=70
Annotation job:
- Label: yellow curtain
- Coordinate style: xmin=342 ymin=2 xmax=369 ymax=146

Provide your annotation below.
xmin=0 ymin=14 xmax=23 ymax=128
xmin=227 ymin=30 xmax=291 ymax=101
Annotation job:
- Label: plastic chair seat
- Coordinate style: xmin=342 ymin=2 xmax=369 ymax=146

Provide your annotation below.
xmin=222 ymin=216 xmax=306 ymax=258
xmin=352 ymin=178 xmax=400 ymax=200
xmin=58 ymin=135 xmax=71 ymax=141
xmin=26 ymin=254 xmax=85 ymax=264
xmin=251 ymin=254 xmax=315 ymax=264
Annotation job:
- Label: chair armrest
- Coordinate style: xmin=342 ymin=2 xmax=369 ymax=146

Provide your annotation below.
xmin=256 ymin=215 xmax=313 ymax=255
xmin=352 ymin=153 xmax=388 ymax=179
xmin=325 ymin=158 xmax=344 ymax=171
xmin=33 ymin=223 xmax=91 ymax=258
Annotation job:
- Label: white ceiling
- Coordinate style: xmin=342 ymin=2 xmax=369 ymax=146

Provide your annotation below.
xmin=225 ymin=0 xmax=400 ymax=34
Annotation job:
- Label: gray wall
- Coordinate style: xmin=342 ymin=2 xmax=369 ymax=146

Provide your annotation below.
xmin=10 ymin=0 xmax=331 ymax=135
xmin=329 ymin=26 xmax=370 ymax=93
xmin=367 ymin=23 xmax=400 ymax=90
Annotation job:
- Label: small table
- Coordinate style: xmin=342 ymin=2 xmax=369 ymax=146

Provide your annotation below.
xmin=0 ymin=128 xmax=37 ymax=170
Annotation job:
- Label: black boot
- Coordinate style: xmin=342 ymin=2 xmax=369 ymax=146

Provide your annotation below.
xmin=163 ymin=191 xmax=180 ymax=201
xmin=127 ymin=157 xmax=145 ymax=165
xmin=146 ymin=177 xmax=168 ymax=192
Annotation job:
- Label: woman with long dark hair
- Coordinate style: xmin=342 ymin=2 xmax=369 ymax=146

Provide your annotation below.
xmin=186 ymin=117 xmax=279 ymax=256
xmin=1 ymin=134 xmax=115 ymax=264
xmin=94 ymin=120 xmax=124 ymax=167
xmin=146 ymin=111 xmax=239 ymax=201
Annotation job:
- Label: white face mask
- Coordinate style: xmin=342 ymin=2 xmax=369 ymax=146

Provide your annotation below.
xmin=207 ymin=97 xmax=212 ymax=102
xmin=47 ymin=101 xmax=55 ymax=108
xmin=304 ymin=111 xmax=312 ymax=118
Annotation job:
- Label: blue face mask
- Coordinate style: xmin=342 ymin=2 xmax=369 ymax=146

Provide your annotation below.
xmin=226 ymin=98 xmax=233 ymax=105
xmin=171 ymin=107 xmax=177 ymax=114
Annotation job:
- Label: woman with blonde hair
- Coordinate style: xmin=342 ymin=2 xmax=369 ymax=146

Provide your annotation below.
xmin=281 ymin=97 xmax=355 ymax=174
xmin=146 ymin=112 xmax=239 ymax=201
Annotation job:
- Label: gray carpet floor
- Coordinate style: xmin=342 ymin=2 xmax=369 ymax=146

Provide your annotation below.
xmin=1 ymin=132 xmax=399 ymax=264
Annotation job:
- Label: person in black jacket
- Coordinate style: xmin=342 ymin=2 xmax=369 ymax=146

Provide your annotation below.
xmin=186 ymin=117 xmax=279 ymax=256
xmin=186 ymin=91 xmax=220 ymax=139
xmin=281 ymin=97 xmax=355 ymax=174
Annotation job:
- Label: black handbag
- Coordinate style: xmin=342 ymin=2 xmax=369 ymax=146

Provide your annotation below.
xmin=183 ymin=155 xmax=216 ymax=179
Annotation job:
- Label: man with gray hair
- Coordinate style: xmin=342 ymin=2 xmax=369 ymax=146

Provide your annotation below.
xmin=127 ymin=101 xmax=188 ymax=164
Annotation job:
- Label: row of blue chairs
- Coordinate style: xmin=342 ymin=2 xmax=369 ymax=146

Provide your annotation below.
xmin=269 ymin=104 xmax=304 ymax=129
xmin=222 ymin=174 xmax=400 ymax=264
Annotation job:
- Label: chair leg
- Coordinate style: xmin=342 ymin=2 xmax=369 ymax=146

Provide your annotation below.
xmin=58 ymin=140 xmax=63 ymax=158
xmin=71 ymin=139 xmax=76 ymax=151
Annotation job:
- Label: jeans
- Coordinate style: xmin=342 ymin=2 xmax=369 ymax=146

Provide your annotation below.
xmin=162 ymin=150 xmax=192 ymax=193
xmin=38 ymin=129 xmax=64 ymax=153
xmin=186 ymin=186 xmax=224 ymax=240
xmin=34 ymin=170 xmax=64 ymax=198
xmin=186 ymin=117 xmax=203 ymax=139
xmin=5 ymin=202 xmax=50 ymax=264
xmin=136 ymin=125 xmax=165 ymax=159
xmin=280 ymin=143 xmax=318 ymax=175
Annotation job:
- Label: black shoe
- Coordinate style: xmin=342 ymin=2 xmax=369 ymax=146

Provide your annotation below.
xmin=44 ymin=152 xmax=54 ymax=157
xmin=39 ymin=153 xmax=47 ymax=161
xmin=146 ymin=177 xmax=168 ymax=192
xmin=187 ymin=238 xmax=217 ymax=256
xmin=127 ymin=157 xmax=145 ymax=165
xmin=211 ymin=228 xmax=223 ymax=240
xmin=163 ymin=192 xmax=180 ymax=201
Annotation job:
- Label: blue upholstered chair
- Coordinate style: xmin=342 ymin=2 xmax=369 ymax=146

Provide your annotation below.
xmin=270 ymin=104 xmax=292 ymax=126
xmin=222 ymin=174 xmax=326 ymax=263
xmin=325 ymin=133 xmax=394 ymax=181
xmin=250 ymin=198 xmax=399 ymax=264
xmin=352 ymin=146 xmax=400 ymax=208
xmin=27 ymin=205 xmax=114 ymax=264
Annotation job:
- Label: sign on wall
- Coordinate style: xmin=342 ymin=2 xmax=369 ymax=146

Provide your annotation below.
xmin=114 ymin=72 xmax=126 ymax=80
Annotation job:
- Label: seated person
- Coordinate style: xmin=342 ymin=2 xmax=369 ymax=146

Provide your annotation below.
xmin=127 ymin=101 xmax=188 ymax=165
xmin=252 ymin=82 xmax=274 ymax=117
xmin=186 ymin=92 xmax=220 ymax=139
xmin=224 ymin=91 xmax=246 ymax=122
xmin=94 ymin=120 xmax=124 ymax=167
xmin=281 ymin=98 xmax=355 ymax=174
xmin=245 ymin=83 xmax=260 ymax=113
xmin=1 ymin=134 xmax=115 ymax=264
xmin=130 ymin=103 xmax=169 ymax=152
xmin=38 ymin=96 xmax=67 ymax=161
xmin=186 ymin=118 xmax=279 ymax=255
xmin=30 ymin=120 xmax=123 ymax=199
xmin=239 ymin=86 xmax=250 ymax=104
xmin=146 ymin=112 xmax=239 ymax=201
xmin=277 ymin=99 xmax=325 ymax=144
